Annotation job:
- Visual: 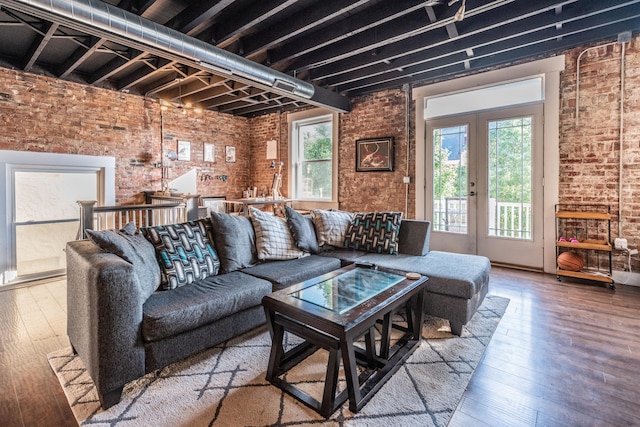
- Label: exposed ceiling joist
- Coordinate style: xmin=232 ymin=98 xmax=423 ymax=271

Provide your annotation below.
xmin=0 ymin=0 xmax=637 ymax=117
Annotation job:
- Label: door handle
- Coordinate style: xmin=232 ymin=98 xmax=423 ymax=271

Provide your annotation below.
xmin=469 ymin=191 xmax=476 ymax=196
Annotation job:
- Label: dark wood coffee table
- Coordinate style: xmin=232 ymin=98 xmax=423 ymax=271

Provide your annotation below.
xmin=262 ymin=264 xmax=427 ymax=417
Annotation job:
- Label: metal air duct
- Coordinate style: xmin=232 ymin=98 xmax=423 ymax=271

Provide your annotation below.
xmin=0 ymin=0 xmax=315 ymax=99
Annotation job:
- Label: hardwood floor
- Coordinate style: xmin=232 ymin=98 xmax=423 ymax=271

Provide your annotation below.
xmin=450 ymin=268 xmax=640 ymax=427
xmin=1 ymin=267 xmax=639 ymax=426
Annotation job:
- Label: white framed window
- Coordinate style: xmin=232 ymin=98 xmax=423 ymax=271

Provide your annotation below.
xmin=1 ymin=150 xmax=114 ymax=285
xmin=288 ymin=109 xmax=338 ymax=208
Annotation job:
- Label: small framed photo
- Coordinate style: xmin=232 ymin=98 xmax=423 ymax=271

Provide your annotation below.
xmin=177 ymin=140 xmax=191 ymax=161
xmin=203 ymin=142 xmax=215 ymax=162
xmin=225 ymin=145 xmax=236 ymax=163
xmin=356 ymin=137 xmax=394 ymax=172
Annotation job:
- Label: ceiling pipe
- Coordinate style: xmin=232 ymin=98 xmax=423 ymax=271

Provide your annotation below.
xmin=0 ymin=0 xmax=317 ymax=101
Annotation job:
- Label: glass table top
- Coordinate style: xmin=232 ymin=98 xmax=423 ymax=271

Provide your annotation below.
xmin=289 ymin=268 xmax=405 ymax=314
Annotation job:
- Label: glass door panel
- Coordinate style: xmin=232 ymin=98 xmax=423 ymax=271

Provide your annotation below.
xmin=477 ymin=105 xmax=544 ymax=268
xmin=487 ymin=117 xmax=533 ymax=240
xmin=432 ymin=125 xmax=469 ymax=234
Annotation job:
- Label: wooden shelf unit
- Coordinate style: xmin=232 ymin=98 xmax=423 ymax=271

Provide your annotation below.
xmin=555 ymin=204 xmax=614 ymax=288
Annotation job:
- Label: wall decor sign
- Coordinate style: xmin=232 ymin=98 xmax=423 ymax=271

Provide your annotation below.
xmin=355 ymin=137 xmax=394 ymax=172
xmin=203 ymin=142 xmax=215 ymax=162
xmin=225 ymin=145 xmax=236 ymax=163
xmin=177 ymin=140 xmax=191 ymax=161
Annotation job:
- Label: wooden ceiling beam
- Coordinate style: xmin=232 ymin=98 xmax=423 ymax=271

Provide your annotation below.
xmin=164 ymin=0 xmax=235 ymax=36
xmin=276 ymin=0 xmax=509 ymax=73
xmin=344 ymin=12 xmax=640 ymax=95
xmin=57 ymin=35 xmax=104 ymax=78
xmin=22 ymin=20 xmax=57 ymax=71
xmin=211 ymin=0 xmax=298 ymax=49
xmin=318 ymin=0 xmax=618 ymax=86
xmin=241 ymin=0 xmax=371 ymax=60
xmin=266 ymin=0 xmax=431 ymax=68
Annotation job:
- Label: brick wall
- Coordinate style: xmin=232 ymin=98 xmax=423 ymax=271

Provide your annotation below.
xmin=4 ymin=34 xmax=640 ymax=270
xmin=339 ymin=89 xmax=414 ymax=217
xmin=559 ymin=36 xmax=640 ymax=270
xmin=248 ymin=89 xmax=415 ymax=217
xmin=248 ymin=111 xmax=288 ymax=198
xmin=0 ymin=67 xmax=250 ymax=204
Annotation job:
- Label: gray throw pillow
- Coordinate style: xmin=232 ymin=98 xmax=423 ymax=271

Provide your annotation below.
xmin=209 ymin=212 xmax=258 ymax=273
xmin=284 ymin=205 xmax=319 ymax=253
xmin=85 ymin=222 xmax=161 ymax=298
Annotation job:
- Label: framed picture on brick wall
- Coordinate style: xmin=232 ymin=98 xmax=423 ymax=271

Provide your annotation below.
xmin=356 ymin=137 xmax=393 ymax=172
xmin=225 ymin=145 xmax=236 ymax=163
xmin=177 ymin=140 xmax=191 ymax=161
xmin=203 ymin=142 xmax=215 ymax=162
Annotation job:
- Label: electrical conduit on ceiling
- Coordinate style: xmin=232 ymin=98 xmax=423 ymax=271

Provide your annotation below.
xmin=0 ymin=0 xmax=315 ymax=100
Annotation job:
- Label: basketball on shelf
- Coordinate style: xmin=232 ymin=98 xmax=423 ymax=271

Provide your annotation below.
xmin=557 ymin=251 xmax=584 ymax=272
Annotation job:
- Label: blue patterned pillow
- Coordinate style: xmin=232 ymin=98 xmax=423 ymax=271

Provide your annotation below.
xmin=141 ymin=220 xmax=220 ymax=290
xmin=344 ymin=212 xmax=402 ymax=254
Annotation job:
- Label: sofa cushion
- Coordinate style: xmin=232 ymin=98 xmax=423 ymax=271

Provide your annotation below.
xmin=398 ymin=219 xmax=431 ymax=256
xmin=141 ymin=220 xmax=220 ymax=290
xmin=357 ymin=251 xmax=490 ymax=299
xmin=249 ymin=208 xmax=306 ymax=260
xmin=85 ymin=222 xmax=160 ymax=298
xmin=142 ymin=271 xmax=272 ymax=342
xmin=344 ymin=212 xmax=402 ymax=254
xmin=241 ymin=255 xmax=341 ymax=291
xmin=317 ymin=248 xmax=366 ymax=265
xmin=209 ymin=212 xmax=258 ymax=273
xmin=284 ymin=205 xmax=319 ymax=253
xmin=311 ymin=209 xmax=354 ymax=247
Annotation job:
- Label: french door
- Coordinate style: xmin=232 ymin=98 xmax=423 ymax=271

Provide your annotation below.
xmin=426 ymin=104 xmax=544 ymax=269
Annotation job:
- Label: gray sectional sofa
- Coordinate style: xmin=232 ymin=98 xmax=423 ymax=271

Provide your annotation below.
xmin=65 ymin=209 xmax=490 ymax=409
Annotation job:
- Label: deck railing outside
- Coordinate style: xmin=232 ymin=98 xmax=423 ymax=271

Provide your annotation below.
xmin=77 ymin=200 xmax=186 ymax=239
xmin=433 ymin=198 xmax=532 ymax=239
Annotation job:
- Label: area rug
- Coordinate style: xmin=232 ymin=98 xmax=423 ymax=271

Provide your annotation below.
xmin=48 ymin=295 xmax=509 ymax=427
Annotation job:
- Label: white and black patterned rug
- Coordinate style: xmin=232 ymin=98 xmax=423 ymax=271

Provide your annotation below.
xmin=48 ymin=295 xmax=509 ymax=427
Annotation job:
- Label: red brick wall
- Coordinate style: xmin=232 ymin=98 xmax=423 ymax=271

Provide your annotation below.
xmin=559 ymin=36 xmax=640 ymax=269
xmin=339 ymin=89 xmax=414 ymax=217
xmin=248 ymin=111 xmax=288 ymax=198
xmin=248 ymin=90 xmax=415 ymax=217
xmin=5 ymin=33 xmax=640 ymax=272
xmin=0 ymin=67 xmax=250 ymax=204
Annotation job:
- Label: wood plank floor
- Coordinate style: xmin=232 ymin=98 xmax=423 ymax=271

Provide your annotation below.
xmin=1 ymin=267 xmax=640 ymax=426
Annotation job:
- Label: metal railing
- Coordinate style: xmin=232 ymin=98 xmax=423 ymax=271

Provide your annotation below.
xmin=77 ymin=200 xmax=186 ymax=239
xmin=433 ymin=198 xmax=532 ymax=239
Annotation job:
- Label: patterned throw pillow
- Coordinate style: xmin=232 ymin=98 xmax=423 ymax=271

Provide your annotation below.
xmin=141 ymin=220 xmax=220 ymax=290
xmin=284 ymin=205 xmax=319 ymax=253
xmin=344 ymin=212 xmax=402 ymax=254
xmin=250 ymin=208 xmax=306 ymax=260
xmin=311 ymin=209 xmax=354 ymax=247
